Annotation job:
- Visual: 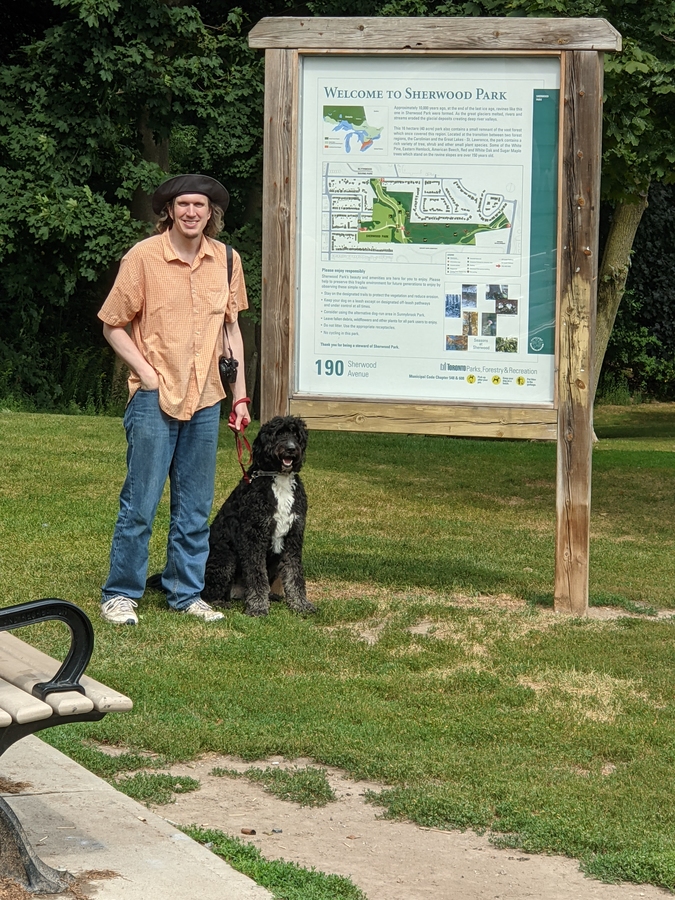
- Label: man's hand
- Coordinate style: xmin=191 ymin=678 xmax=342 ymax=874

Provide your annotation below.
xmin=140 ymin=370 xmax=160 ymax=391
xmin=103 ymin=323 xmax=158 ymax=391
xmin=228 ymin=399 xmax=251 ymax=433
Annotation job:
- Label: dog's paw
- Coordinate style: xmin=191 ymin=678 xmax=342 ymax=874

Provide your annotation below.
xmin=210 ymin=598 xmax=233 ymax=609
xmin=286 ymin=599 xmax=317 ymax=615
xmin=145 ymin=572 xmax=165 ymax=593
xmin=244 ymin=601 xmax=270 ymax=617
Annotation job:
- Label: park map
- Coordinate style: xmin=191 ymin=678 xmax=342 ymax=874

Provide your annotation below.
xmin=361 ymin=178 xmax=511 ymax=245
xmin=322 ymin=106 xmax=514 ymax=250
xmin=325 ymin=167 xmax=514 ymax=253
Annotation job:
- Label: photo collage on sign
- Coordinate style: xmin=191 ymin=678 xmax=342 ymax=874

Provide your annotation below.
xmin=444 ymin=283 xmax=519 ymax=353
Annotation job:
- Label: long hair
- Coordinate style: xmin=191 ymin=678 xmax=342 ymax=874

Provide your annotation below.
xmin=155 ymin=200 xmax=224 ymax=237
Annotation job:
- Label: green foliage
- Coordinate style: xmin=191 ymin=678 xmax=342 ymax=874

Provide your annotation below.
xmin=603 ymin=36 xmax=675 ymax=201
xmin=44 ymin=732 xmax=165 ymax=778
xmin=0 ymin=169 xmax=142 ymax=406
xmin=244 ymin=767 xmax=337 ymax=807
xmin=600 ymin=184 xmax=675 ymax=399
xmin=0 ymin=0 xmax=264 ymax=407
xmin=185 ymin=827 xmax=368 ymax=900
xmin=583 ymin=849 xmax=675 ymax=890
xmin=211 ymin=764 xmax=336 ymax=806
xmin=115 ymin=772 xmax=200 ymax=805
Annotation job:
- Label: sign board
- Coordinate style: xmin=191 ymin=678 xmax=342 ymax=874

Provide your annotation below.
xmin=297 ymin=55 xmax=559 ymax=406
xmin=249 ymin=17 xmax=622 ymax=614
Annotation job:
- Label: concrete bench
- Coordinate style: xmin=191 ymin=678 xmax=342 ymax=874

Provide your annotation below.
xmin=0 ymin=598 xmax=132 ymax=893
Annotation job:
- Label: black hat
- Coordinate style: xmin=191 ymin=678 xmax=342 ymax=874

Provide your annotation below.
xmin=152 ymin=174 xmax=230 ymax=215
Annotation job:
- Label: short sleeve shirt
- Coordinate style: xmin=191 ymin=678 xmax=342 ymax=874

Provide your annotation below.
xmin=98 ymin=231 xmax=248 ymax=420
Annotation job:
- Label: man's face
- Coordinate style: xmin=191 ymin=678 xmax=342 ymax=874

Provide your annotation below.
xmin=170 ymin=193 xmax=212 ymax=240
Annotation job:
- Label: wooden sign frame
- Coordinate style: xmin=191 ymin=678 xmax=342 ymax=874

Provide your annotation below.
xmin=249 ymin=17 xmax=621 ymax=615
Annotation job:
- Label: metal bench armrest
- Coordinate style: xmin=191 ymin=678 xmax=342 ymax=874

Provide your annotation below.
xmin=0 ymin=600 xmax=94 ymax=701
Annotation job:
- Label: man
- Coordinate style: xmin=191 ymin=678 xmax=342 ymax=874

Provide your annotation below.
xmin=98 ymin=174 xmax=250 ymax=625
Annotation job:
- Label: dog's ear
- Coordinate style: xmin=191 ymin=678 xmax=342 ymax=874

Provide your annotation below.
xmin=252 ymin=417 xmax=281 ymax=466
xmin=293 ymin=418 xmax=309 ymax=451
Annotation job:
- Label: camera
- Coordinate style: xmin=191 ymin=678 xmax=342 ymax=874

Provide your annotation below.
xmin=219 ymin=353 xmax=239 ymax=386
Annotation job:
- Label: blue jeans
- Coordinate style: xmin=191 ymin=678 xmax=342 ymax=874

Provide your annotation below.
xmin=102 ymin=390 xmax=221 ymax=610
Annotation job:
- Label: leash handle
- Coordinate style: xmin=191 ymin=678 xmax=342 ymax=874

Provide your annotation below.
xmin=228 ymin=396 xmax=251 ymax=432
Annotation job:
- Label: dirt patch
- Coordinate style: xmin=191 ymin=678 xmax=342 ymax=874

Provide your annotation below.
xmin=355 ymin=623 xmax=386 ymax=645
xmin=518 ymin=669 xmax=650 ymax=724
xmin=587 ymin=606 xmax=675 ymax=621
xmin=0 ymin=879 xmax=30 ymax=900
xmin=0 ymin=778 xmax=31 ymax=795
xmin=308 ymin=582 xmax=530 ymax=614
xmin=152 ymin=755 xmax=668 ymax=900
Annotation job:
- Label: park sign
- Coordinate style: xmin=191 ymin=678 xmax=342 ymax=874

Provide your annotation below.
xmin=249 ymin=17 xmax=621 ymax=615
xmin=300 ymin=56 xmax=558 ymax=404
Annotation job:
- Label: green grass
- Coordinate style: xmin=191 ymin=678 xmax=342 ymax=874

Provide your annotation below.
xmin=115 ymin=772 xmax=200 ymax=805
xmin=184 ymin=827 xmax=366 ymax=900
xmin=43 ymin=734 xmax=167 ymax=778
xmin=2 ymin=406 xmax=675 ymax=888
xmin=242 ymin=766 xmax=336 ymax=807
xmin=211 ymin=766 xmax=243 ymax=778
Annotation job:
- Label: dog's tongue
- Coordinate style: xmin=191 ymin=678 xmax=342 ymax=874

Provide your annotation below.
xmin=282 ymin=457 xmax=293 ymax=467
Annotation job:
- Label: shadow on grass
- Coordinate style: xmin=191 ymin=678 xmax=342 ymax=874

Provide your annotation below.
xmin=305 ymin=545 xmax=539 ymax=598
xmin=594 ymin=406 xmax=675 ymax=439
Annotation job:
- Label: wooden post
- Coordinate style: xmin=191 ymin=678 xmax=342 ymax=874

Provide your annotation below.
xmin=260 ymin=48 xmax=297 ymax=422
xmin=554 ymin=51 xmax=604 ymax=615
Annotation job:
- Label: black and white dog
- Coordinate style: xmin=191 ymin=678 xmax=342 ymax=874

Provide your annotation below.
xmin=202 ymin=416 xmax=316 ymax=617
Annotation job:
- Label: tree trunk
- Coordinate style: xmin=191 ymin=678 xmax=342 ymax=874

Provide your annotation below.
xmin=592 ymin=193 xmax=649 ymax=400
xmin=129 ymin=110 xmax=170 ymax=227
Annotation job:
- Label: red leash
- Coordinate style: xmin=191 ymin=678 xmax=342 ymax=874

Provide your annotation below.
xmin=228 ymin=398 xmax=252 ymax=482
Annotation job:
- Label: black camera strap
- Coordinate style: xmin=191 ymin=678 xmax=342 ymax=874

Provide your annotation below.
xmin=223 ymin=244 xmax=234 ymax=357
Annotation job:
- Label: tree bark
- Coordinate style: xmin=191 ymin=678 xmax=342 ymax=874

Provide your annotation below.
xmin=592 ymin=192 xmax=649 ymax=400
xmin=129 ymin=110 xmax=170 ymax=227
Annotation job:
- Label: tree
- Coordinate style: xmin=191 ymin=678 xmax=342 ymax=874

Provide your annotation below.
xmin=0 ymin=0 xmax=265 ymax=407
xmin=599 ymin=182 xmax=675 ymax=398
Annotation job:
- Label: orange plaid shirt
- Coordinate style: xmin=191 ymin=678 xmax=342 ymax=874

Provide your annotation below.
xmin=98 ymin=231 xmax=248 ymax=420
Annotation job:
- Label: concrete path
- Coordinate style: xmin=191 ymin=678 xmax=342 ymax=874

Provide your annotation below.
xmin=0 ymin=735 xmax=272 ymax=899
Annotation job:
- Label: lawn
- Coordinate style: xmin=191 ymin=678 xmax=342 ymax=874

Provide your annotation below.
xmin=1 ymin=404 xmax=675 ymax=889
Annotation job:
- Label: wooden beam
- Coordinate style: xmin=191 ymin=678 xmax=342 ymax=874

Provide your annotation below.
xmin=260 ymin=48 xmax=297 ymax=422
xmin=290 ymin=399 xmax=557 ymax=439
xmin=249 ymin=17 xmax=621 ymax=51
xmin=554 ymin=51 xmax=603 ymax=616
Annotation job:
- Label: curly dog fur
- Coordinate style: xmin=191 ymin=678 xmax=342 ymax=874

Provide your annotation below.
xmin=202 ymin=416 xmax=316 ymax=617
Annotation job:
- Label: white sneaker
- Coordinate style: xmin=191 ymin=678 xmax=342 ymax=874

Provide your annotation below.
xmin=183 ymin=598 xmax=224 ymax=622
xmin=101 ymin=596 xmax=138 ymax=625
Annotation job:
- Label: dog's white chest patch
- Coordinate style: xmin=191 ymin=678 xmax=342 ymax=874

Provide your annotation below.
xmin=271 ymin=475 xmax=296 ymax=554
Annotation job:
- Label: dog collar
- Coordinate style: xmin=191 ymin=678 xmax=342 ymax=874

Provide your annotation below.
xmin=250 ymin=471 xmax=295 ymax=479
